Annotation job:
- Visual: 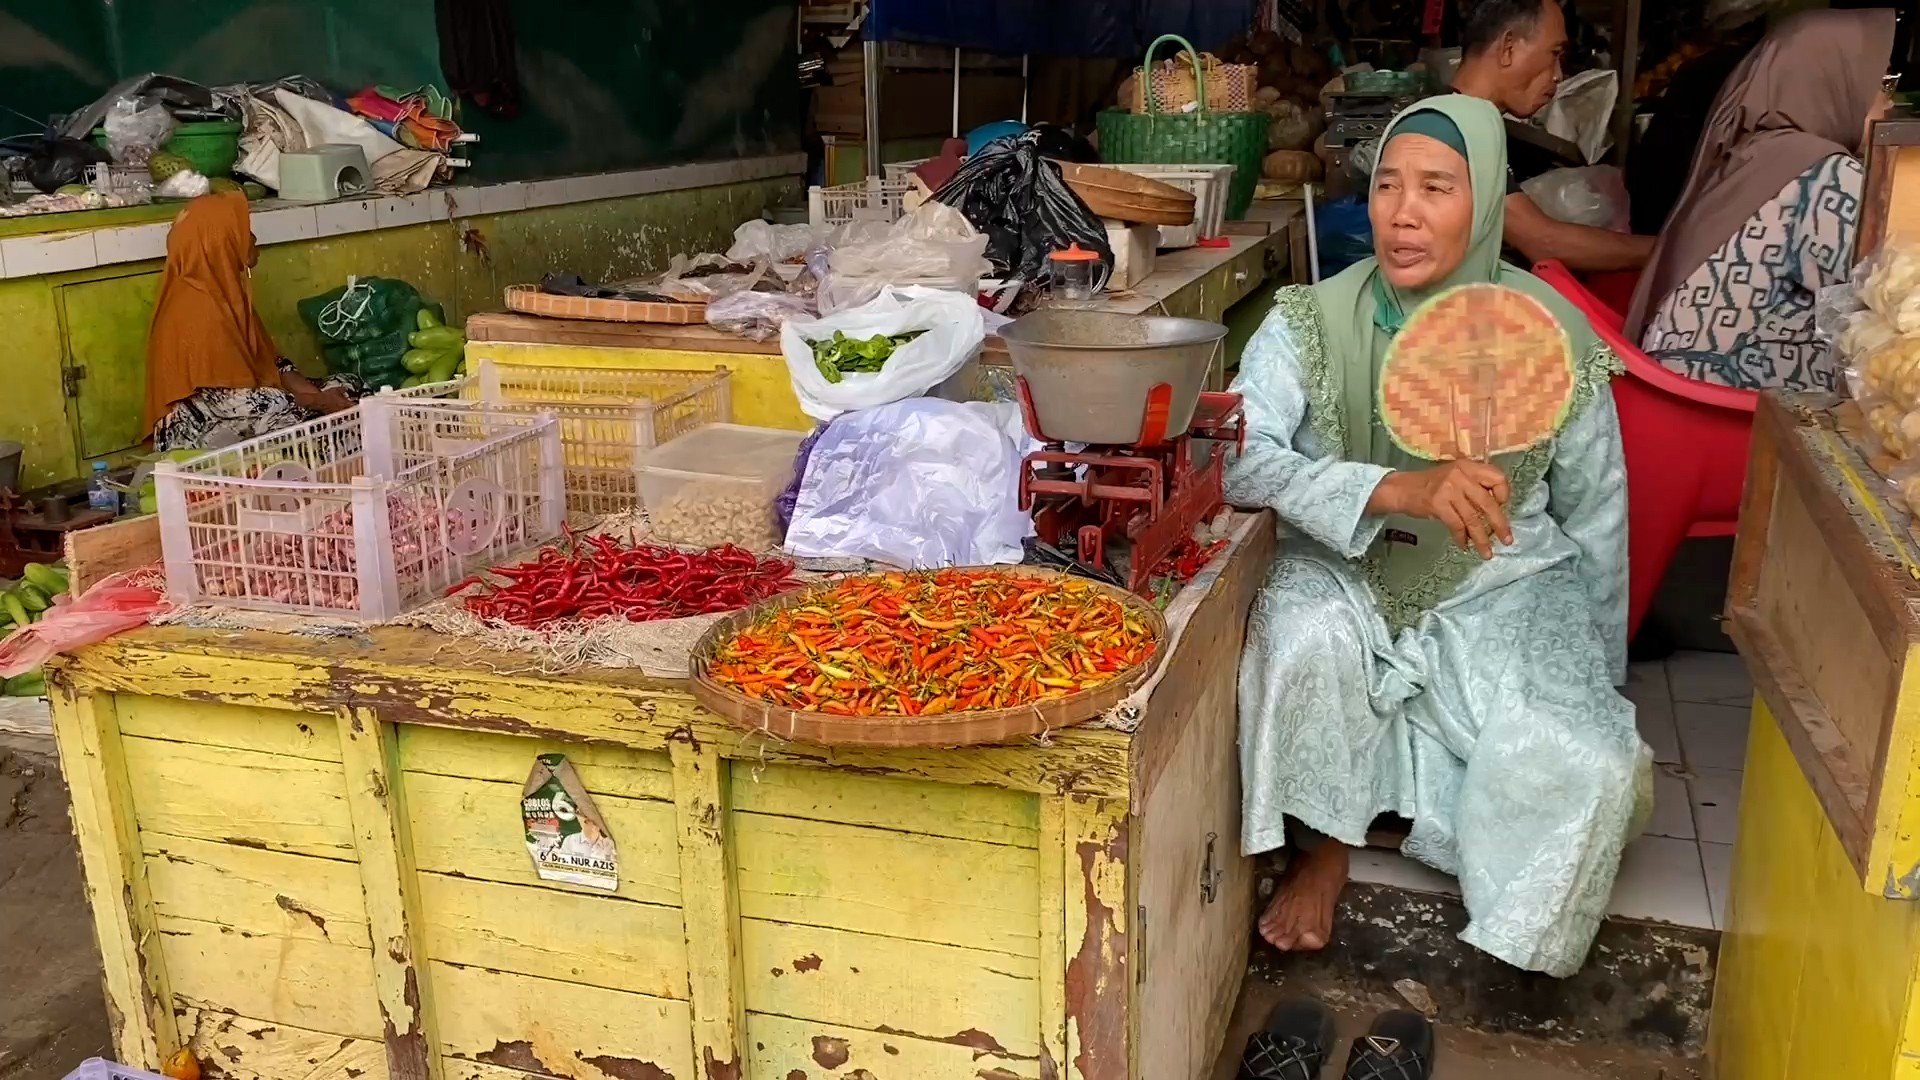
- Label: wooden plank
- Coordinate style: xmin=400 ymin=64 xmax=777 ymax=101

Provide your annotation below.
xmin=118 ymin=696 xmax=343 ymax=762
xmin=337 ymin=708 xmax=439 ymax=1080
xmin=1135 ymin=624 xmax=1254 ymax=1080
xmin=670 ymin=737 xmax=748 ymax=1080
xmin=744 ymin=1012 xmax=1041 ymax=1080
xmin=730 ymin=760 xmax=1040 ymax=848
xmin=1870 ymin=644 xmax=1920 ymax=898
xmin=1131 ymin=515 xmax=1274 ymax=805
xmin=397 ymin=726 xmax=673 ymax=801
xmin=160 ymin=918 xmax=382 ymax=1038
xmin=1038 ymin=798 xmax=1070 ymax=1080
xmin=143 ymin=834 xmax=373 ymax=948
xmin=1063 ymin=796 xmax=1130 ymax=1080
xmin=61 ymin=639 xmax=1136 ymax=799
xmin=427 ymin=961 xmax=697 ymax=1080
xmin=403 ymin=770 xmax=683 ymax=907
xmin=64 ymin=512 xmax=162 ymax=596
xmin=49 ymin=687 xmax=180 ymax=1067
xmin=741 ymin=918 xmax=1041 ymax=1056
xmin=176 ymin=1005 xmax=388 ymax=1080
xmin=416 ymin=873 xmax=690 ymax=1000
xmin=122 ymin=735 xmax=356 ymax=860
xmin=464 ymin=312 xmax=784 ymax=355
xmin=734 ymin=811 xmax=1041 ymax=957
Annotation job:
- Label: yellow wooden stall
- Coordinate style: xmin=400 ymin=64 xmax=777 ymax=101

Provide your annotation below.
xmin=1712 ymin=397 xmax=1920 ymax=1079
xmin=48 ymin=517 xmax=1274 ymax=1080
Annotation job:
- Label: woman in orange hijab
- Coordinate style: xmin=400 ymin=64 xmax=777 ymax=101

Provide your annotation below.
xmin=145 ymin=191 xmax=361 ymax=450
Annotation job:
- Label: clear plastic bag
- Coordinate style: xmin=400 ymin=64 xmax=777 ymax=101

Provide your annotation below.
xmin=102 ymin=98 xmax=175 ymax=166
xmin=1521 ymin=166 xmax=1629 ymax=231
xmin=726 ymin=219 xmax=816 ymax=264
xmin=1860 ymin=243 xmax=1920 ymax=335
xmin=819 ymin=202 xmax=992 ymax=314
xmin=783 ymin=398 xmax=1035 ymax=567
xmin=705 ymin=289 xmax=815 ymax=342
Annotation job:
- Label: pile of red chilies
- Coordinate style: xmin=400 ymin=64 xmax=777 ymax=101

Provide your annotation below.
xmin=453 ymin=533 xmax=796 ymax=628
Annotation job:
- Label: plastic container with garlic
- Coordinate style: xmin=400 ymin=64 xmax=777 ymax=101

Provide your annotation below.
xmin=637 ymin=423 xmax=806 ymax=550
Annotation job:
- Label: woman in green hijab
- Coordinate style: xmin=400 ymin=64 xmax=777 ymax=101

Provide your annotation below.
xmin=1230 ymin=95 xmax=1651 ymax=978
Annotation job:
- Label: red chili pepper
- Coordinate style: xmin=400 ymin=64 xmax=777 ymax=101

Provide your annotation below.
xmin=456 ymin=538 xmax=797 ymax=629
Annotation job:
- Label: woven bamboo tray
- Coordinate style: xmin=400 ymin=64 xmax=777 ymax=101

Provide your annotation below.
xmin=688 ymin=566 xmax=1168 ymax=747
xmin=1056 ymin=162 xmax=1197 ymax=227
xmin=505 ymin=284 xmax=708 ymax=324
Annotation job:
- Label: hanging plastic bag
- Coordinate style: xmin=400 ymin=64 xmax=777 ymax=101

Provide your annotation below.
xmin=780 ymin=286 xmax=987 ymax=421
xmin=930 ymin=129 xmax=1112 ymax=284
xmin=784 ymin=398 xmax=1035 ymax=567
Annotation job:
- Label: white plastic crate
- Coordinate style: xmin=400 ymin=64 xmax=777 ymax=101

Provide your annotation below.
xmin=1105 ymin=164 xmax=1234 ymax=248
xmin=807 ymin=176 xmax=913 ymax=228
xmin=155 ymin=396 xmax=565 ymax=620
xmin=464 ymin=360 xmax=734 ymax=519
xmin=880 ymin=158 xmax=930 ymax=182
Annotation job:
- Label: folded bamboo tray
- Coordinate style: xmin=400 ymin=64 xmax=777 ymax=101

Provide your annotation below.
xmin=1056 ymin=162 xmax=1197 ymax=227
xmin=689 ymin=566 xmax=1167 ymax=747
xmin=505 ymin=284 xmax=707 ymax=324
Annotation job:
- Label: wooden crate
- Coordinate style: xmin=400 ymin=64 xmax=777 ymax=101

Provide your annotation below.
xmin=1728 ymin=395 xmax=1920 ymax=896
xmin=48 ymin=521 xmax=1275 ymax=1080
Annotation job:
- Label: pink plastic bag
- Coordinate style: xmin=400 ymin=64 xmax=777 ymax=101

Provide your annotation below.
xmin=0 ymin=569 xmax=169 ymax=679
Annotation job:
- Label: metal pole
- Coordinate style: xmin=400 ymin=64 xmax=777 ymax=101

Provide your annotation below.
xmin=863 ymin=39 xmax=882 ymax=178
xmin=952 ymin=47 xmax=962 ymax=138
xmin=1021 ymin=53 xmax=1030 ymax=123
xmin=1303 ymin=183 xmax=1321 ymax=284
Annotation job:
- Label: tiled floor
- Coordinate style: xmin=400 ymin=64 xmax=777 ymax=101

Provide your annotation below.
xmin=1350 ymin=650 xmax=1750 ymax=931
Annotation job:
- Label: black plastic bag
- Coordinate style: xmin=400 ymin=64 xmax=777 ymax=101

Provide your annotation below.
xmin=930 ymin=130 xmax=1112 ymax=284
xmin=0 ymin=134 xmax=110 ymax=193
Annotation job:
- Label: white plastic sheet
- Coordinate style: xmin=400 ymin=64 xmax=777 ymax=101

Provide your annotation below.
xmin=784 ymin=398 xmax=1035 ymax=568
xmin=780 ymin=286 xmax=986 ymax=421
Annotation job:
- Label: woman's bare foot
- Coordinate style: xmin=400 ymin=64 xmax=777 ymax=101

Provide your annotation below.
xmin=1259 ymin=842 xmax=1350 ymax=951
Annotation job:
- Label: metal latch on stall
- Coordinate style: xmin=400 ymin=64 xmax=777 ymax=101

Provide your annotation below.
xmin=1200 ymin=832 xmax=1222 ymax=903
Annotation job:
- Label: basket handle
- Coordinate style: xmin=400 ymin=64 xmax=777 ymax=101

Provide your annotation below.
xmin=1141 ymin=34 xmax=1205 ymax=116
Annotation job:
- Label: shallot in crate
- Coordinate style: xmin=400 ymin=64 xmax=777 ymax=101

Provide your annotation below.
xmin=154 ymin=396 xmax=565 ymax=619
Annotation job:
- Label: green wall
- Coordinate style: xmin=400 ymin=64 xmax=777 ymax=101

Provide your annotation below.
xmin=0 ymin=176 xmax=801 ymax=490
xmin=0 ymin=0 xmax=800 ymax=181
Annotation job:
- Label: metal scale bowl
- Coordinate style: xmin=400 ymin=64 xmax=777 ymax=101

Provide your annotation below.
xmin=998 ymin=309 xmax=1246 ymax=593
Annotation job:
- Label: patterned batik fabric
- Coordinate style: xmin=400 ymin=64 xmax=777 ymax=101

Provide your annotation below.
xmin=152 ymin=361 xmax=366 ymax=452
xmin=1227 ymin=299 xmax=1653 ymax=978
xmin=1641 ymin=152 xmax=1862 ymax=392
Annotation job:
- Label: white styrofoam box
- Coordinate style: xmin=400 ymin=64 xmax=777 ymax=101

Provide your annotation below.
xmin=1103 ymin=220 xmax=1159 ymax=290
xmin=1104 ymin=164 xmax=1233 ymax=248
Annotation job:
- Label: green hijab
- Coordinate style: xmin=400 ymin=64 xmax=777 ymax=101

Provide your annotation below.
xmin=1281 ymin=94 xmax=1617 ymax=629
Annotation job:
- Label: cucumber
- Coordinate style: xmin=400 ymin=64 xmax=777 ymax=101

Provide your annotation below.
xmin=425 ymin=352 xmax=461 ymax=384
xmin=417 ymin=306 xmax=445 ymax=331
xmin=400 ymin=374 xmax=426 ymax=388
xmin=401 ymin=348 xmax=437 ymax=374
xmin=408 ymin=326 xmax=464 ymax=351
xmin=2 ymin=594 xmax=28 ymax=627
xmin=5 ymin=671 xmax=45 ymax=697
xmin=15 ymin=584 xmax=49 ymax=612
xmin=21 ymin=562 xmax=67 ymax=594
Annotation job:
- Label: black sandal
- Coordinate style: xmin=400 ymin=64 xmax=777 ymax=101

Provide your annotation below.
xmin=1340 ymin=1010 xmax=1436 ymax=1080
xmin=1240 ymin=999 xmax=1338 ymax=1080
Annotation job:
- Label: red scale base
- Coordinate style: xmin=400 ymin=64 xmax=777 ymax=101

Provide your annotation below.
xmin=1016 ymin=380 xmax=1246 ymax=595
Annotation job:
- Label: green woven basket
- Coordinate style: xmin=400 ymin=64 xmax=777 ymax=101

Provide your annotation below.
xmin=1097 ymin=35 xmax=1268 ymax=219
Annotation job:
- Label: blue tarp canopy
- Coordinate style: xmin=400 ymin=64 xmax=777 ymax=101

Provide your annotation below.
xmin=865 ymin=0 xmax=1255 ymax=58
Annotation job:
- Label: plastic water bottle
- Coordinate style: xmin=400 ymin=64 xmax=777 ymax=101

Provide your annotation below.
xmin=87 ymin=461 xmax=118 ymax=515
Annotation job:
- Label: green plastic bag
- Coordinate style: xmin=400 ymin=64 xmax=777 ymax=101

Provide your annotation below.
xmin=298 ymin=277 xmax=447 ymax=390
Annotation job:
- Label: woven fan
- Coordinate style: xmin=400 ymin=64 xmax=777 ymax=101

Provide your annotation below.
xmin=1379 ymin=283 xmax=1574 ymax=461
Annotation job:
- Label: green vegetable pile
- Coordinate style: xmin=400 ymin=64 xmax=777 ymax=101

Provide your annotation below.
xmin=807 ymin=330 xmax=926 ymax=384
xmin=398 ymin=308 xmax=469 ymax=388
xmin=0 ymin=562 xmax=67 ymax=698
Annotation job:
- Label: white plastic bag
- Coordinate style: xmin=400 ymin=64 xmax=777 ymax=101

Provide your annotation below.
xmin=818 ymin=202 xmax=992 ymax=313
xmin=781 ymin=286 xmax=986 ymax=421
xmin=784 ymin=398 xmax=1035 ymax=567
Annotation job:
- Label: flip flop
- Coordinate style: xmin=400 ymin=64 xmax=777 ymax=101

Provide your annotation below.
xmin=1240 ymin=999 xmax=1338 ymax=1080
xmin=1340 ymin=1009 xmax=1436 ymax=1080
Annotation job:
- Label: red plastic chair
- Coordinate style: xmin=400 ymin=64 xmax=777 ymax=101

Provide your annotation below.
xmin=1531 ymin=261 xmax=1758 ymax=640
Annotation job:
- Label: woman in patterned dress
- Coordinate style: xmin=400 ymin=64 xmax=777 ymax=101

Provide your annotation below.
xmin=1626 ymin=9 xmax=1896 ymax=392
xmin=1229 ymin=95 xmax=1650 ymax=978
xmin=144 ymin=191 xmax=362 ymax=451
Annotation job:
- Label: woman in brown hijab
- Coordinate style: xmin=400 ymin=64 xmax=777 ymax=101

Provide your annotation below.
xmin=1628 ymin=8 xmax=1896 ymax=392
xmin=145 ymin=191 xmax=361 ymax=450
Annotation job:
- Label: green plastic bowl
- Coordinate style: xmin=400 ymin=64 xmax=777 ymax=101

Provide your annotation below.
xmin=93 ymin=118 xmax=244 ymax=178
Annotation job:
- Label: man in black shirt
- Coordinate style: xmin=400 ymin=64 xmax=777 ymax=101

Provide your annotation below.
xmin=1450 ymin=0 xmax=1657 ymax=272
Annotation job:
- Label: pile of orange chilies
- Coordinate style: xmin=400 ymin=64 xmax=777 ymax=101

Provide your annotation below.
xmin=705 ymin=569 xmax=1156 ymax=716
